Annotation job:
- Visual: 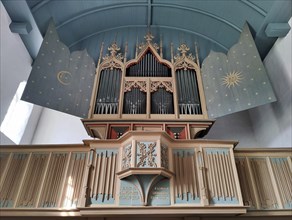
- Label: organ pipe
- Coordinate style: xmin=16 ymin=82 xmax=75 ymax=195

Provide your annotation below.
xmin=94 ymin=68 xmax=122 ymax=114
xmin=151 ymin=88 xmax=174 ymax=114
xmin=126 ymin=52 xmax=171 ymax=77
xmin=176 ymin=69 xmax=202 ymax=115
xmin=123 ymin=88 xmax=146 ymax=114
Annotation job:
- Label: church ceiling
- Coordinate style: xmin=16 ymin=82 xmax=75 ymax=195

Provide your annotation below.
xmin=2 ymin=0 xmax=291 ymax=62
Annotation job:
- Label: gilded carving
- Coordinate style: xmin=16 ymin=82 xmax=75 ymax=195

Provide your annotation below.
xmin=137 ymin=142 xmax=157 ymax=168
xmin=150 ymin=81 xmax=173 ymax=93
xmin=122 ymin=145 xmax=132 ymax=170
xmin=124 ymin=81 xmax=147 ymax=93
xmin=138 ymin=33 xmax=159 ymax=53
xmin=161 ymin=145 xmax=168 ymax=169
xmin=174 ymin=43 xmax=197 ymax=71
xmin=148 ymin=143 xmax=157 ymax=167
xmin=101 ymin=42 xmax=124 ymax=70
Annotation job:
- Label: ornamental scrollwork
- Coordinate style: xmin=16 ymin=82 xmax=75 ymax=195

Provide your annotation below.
xmin=101 ymin=42 xmax=124 ymax=70
xmin=174 ymin=43 xmax=197 ymax=71
xmin=124 ymin=81 xmax=147 ymax=93
xmin=174 ymin=61 xmax=194 ymax=71
xmin=161 ymin=145 xmax=169 ymax=169
xmin=136 ymin=142 xmax=157 ymax=168
xmin=138 ymin=33 xmax=159 ymax=53
xmin=150 ymin=81 xmax=173 ymax=93
xmin=122 ymin=145 xmax=132 ymax=170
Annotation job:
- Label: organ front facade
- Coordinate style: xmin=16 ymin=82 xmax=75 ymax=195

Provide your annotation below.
xmin=0 ymin=33 xmax=291 ymax=219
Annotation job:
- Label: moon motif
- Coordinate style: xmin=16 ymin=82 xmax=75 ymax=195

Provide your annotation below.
xmin=57 ymin=71 xmax=72 ymax=85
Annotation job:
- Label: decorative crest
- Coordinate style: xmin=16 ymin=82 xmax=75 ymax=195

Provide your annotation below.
xmin=138 ymin=32 xmax=159 ymax=53
xmin=150 ymin=81 xmax=173 ymax=93
xmin=145 ymin=32 xmax=154 ymax=43
xmin=178 ymin=43 xmax=190 ymax=55
xmin=174 ymin=43 xmax=197 ymax=70
xmin=108 ymin=42 xmax=121 ymax=56
xmin=101 ymin=42 xmax=124 ymax=70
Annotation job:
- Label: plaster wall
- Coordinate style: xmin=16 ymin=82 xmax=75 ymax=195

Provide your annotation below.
xmin=248 ymin=18 xmax=292 ymax=147
xmin=31 ymin=108 xmax=91 ymax=144
xmin=0 ymin=2 xmax=42 ymax=145
xmin=204 ymin=111 xmax=257 ymax=148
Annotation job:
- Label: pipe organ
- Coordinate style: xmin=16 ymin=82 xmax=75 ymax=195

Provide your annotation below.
xmin=1 ymin=33 xmax=291 ymax=218
xmin=89 ymin=33 xmax=206 ymax=123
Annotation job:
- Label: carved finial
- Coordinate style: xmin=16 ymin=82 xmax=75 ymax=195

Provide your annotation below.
xmin=108 ymin=42 xmax=120 ymax=56
xmin=124 ymin=41 xmax=128 ymax=63
xmin=170 ymin=42 xmax=174 ymax=63
xmin=178 ymin=43 xmax=190 ymax=56
xmin=97 ymin=42 xmax=104 ymax=66
xmin=160 ymin=34 xmax=163 ymax=58
xmin=135 ymin=35 xmax=139 ymax=58
xmin=144 ymin=32 xmax=154 ymax=43
xmin=195 ymin=41 xmax=200 ymax=67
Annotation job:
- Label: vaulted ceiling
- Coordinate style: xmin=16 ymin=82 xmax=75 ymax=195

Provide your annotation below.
xmin=2 ymin=0 xmax=291 ymax=63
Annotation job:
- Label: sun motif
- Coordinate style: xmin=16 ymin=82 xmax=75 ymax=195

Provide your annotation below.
xmin=222 ymin=71 xmax=244 ymax=88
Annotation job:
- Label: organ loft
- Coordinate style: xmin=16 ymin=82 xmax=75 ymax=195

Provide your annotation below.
xmin=0 ymin=28 xmax=291 ymax=219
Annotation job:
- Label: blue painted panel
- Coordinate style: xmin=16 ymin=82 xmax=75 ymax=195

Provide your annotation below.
xmin=119 ymin=179 xmax=143 ymax=206
xmin=90 ymin=194 xmax=115 ymax=205
xmin=205 ymin=148 xmax=229 ymax=155
xmin=148 ymin=179 xmax=170 ymax=206
xmin=284 ymin=202 xmax=292 ymax=209
xmin=173 ymin=149 xmax=194 ymax=157
xmin=0 ymin=200 xmax=13 ymax=208
xmin=21 ymin=21 xmax=96 ymax=118
xmin=210 ymin=196 xmax=239 ymax=205
xmin=95 ymin=149 xmax=118 ymax=156
xmin=175 ymin=193 xmax=200 ymax=204
xmin=270 ymin=157 xmax=287 ymax=164
xmin=201 ymin=23 xmax=276 ymax=118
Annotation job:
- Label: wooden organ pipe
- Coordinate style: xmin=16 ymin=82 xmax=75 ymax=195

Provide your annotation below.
xmin=173 ymin=151 xmax=200 ymax=201
xmin=89 ymin=150 xmax=117 ymax=202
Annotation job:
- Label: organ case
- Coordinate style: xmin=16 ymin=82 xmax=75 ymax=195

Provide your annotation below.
xmin=88 ymin=33 xmax=207 ymax=120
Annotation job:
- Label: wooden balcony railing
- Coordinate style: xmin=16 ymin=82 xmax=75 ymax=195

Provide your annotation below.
xmin=0 ymin=136 xmax=291 ymax=217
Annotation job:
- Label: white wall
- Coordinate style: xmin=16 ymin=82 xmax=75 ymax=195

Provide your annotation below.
xmin=248 ymin=18 xmax=292 ymax=147
xmin=204 ymin=111 xmax=257 ymax=148
xmin=0 ymin=2 xmax=42 ymax=145
xmin=31 ymin=108 xmax=91 ymax=144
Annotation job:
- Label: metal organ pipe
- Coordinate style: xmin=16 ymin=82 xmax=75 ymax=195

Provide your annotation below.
xmin=151 ymin=88 xmax=174 ymax=114
xmin=176 ymin=69 xmax=202 ymax=115
xmin=126 ymin=52 xmax=170 ymax=77
xmin=94 ymin=68 xmax=122 ymax=114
